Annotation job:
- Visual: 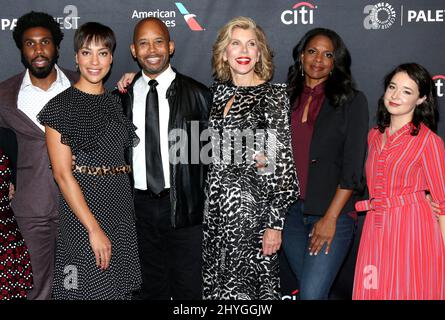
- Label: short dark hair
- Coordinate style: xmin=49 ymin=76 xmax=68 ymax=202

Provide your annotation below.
xmin=13 ymin=11 xmax=63 ymax=49
xmin=376 ymin=63 xmax=438 ymax=135
xmin=287 ymin=28 xmax=356 ymax=108
xmin=74 ymin=22 xmax=116 ymax=53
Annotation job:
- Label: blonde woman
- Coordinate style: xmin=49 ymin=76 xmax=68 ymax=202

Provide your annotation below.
xmin=202 ymin=17 xmax=299 ymax=300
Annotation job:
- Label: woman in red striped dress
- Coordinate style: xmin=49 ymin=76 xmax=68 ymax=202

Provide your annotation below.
xmin=353 ymin=63 xmax=445 ymax=300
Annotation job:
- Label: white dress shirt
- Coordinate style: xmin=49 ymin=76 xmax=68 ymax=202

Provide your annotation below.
xmin=133 ymin=65 xmax=175 ymax=190
xmin=17 ymin=65 xmax=71 ymax=131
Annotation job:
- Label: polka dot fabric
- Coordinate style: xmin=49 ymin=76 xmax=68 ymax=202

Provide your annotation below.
xmin=38 ymin=87 xmax=141 ymax=300
xmin=0 ymin=149 xmax=33 ymax=300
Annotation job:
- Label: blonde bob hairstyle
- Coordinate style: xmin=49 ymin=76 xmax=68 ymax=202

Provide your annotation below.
xmin=212 ymin=16 xmax=274 ymax=82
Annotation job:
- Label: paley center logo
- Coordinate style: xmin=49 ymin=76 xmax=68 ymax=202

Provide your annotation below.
xmin=1 ymin=5 xmax=80 ymax=31
xmin=131 ymin=2 xmax=204 ymax=31
xmin=364 ymin=2 xmax=445 ymax=29
xmin=433 ymin=75 xmax=445 ymax=98
xmin=363 ymin=2 xmax=396 ymax=30
xmin=281 ymin=2 xmax=318 ymax=25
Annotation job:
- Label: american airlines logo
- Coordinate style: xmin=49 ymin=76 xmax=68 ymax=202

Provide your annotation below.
xmin=131 ymin=2 xmax=205 ymax=31
xmin=175 ymin=2 xmax=205 ymax=31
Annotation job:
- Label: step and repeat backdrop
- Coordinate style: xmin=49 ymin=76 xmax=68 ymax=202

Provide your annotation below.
xmin=1 ymin=0 xmax=445 ymax=299
xmin=1 ymin=0 xmax=444 ymax=137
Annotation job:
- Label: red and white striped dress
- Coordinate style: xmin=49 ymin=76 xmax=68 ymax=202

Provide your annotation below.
xmin=353 ymin=123 xmax=445 ymax=300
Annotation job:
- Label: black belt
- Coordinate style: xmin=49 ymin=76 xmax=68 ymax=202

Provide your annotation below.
xmin=135 ymin=188 xmax=170 ymax=199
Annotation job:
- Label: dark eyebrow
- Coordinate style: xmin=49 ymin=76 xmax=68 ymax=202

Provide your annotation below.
xmin=24 ymin=36 xmax=52 ymax=42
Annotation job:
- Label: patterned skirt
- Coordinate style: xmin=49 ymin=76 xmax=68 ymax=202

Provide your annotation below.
xmin=0 ymin=207 xmax=33 ymax=300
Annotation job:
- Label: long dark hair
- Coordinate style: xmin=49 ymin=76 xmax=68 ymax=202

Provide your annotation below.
xmin=376 ymin=63 xmax=438 ymax=135
xmin=287 ymin=28 xmax=356 ymax=108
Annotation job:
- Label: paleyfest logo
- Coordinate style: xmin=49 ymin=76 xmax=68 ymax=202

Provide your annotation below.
xmin=281 ymin=2 xmax=318 ymax=25
xmin=1 ymin=5 xmax=80 ymax=31
xmin=363 ymin=2 xmax=397 ymax=30
xmin=433 ymin=75 xmax=445 ymax=98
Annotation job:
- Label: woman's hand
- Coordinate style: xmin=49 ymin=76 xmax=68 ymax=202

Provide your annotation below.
xmin=426 ymin=193 xmax=441 ymax=219
xmin=8 ymin=183 xmax=15 ymax=201
xmin=262 ymin=228 xmax=282 ymax=256
xmin=309 ymin=216 xmax=337 ymax=255
xmin=88 ymin=227 xmax=112 ymax=270
xmin=117 ymin=72 xmax=136 ymax=92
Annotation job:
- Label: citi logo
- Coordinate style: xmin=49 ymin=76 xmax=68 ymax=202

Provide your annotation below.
xmin=282 ymin=289 xmax=299 ymax=300
xmin=433 ymin=75 xmax=445 ymax=98
xmin=175 ymin=2 xmax=204 ymax=31
xmin=281 ymin=2 xmax=317 ymax=25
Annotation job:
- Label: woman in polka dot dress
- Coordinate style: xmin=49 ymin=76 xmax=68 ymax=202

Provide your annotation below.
xmin=37 ymin=23 xmax=141 ymax=299
xmin=0 ymin=128 xmax=33 ymax=300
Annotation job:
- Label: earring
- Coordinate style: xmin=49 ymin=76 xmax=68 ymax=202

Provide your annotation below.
xmin=300 ymin=62 xmax=304 ymax=77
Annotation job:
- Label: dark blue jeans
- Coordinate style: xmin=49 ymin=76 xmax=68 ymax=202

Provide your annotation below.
xmin=282 ymin=200 xmax=356 ymax=300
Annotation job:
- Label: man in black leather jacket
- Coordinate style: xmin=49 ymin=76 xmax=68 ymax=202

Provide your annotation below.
xmin=119 ymin=18 xmax=211 ymax=300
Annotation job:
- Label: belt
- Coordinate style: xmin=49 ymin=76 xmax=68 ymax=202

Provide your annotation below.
xmin=135 ymin=188 xmax=170 ymax=199
xmin=72 ymin=164 xmax=131 ymax=176
xmin=355 ymin=191 xmax=426 ymax=212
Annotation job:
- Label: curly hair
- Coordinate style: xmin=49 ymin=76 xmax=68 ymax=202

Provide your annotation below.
xmin=287 ymin=28 xmax=356 ymax=108
xmin=13 ymin=11 xmax=63 ymax=49
xmin=212 ymin=16 xmax=274 ymax=82
xmin=376 ymin=63 xmax=438 ymax=135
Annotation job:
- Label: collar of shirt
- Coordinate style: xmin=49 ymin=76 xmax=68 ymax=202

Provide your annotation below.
xmin=302 ymin=81 xmax=325 ymax=95
xmin=140 ymin=64 xmax=176 ymax=98
xmin=20 ymin=64 xmax=70 ymax=92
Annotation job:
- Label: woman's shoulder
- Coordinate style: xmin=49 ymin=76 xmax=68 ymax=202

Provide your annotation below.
xmin=340 ymin=90 xmax=368 ymax=117
xmin=45 ymin=87 xmax=75 ymax=109
xmin=269 ymin=82 xmax=287 ymax=89
xmin=419 ymin=124 xmax=444 ymax=146
xmin=254 ymin=82 xmax=287 ymax=99
xmin=368 ymin=127 xmax=381 ymax=141
xmin=345 ymin=90 xmax=367 ymax=106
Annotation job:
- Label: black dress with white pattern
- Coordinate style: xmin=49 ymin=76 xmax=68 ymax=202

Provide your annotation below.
xmin=37 ymin=87 xmax=141 ymax=300
xmin=202 ymin=81 xmax=299 ymax=300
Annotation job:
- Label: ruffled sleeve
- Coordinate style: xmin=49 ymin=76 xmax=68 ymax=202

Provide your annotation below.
xmin=38 ymin=87 xmax=139 ymax=152
xmin=107 ymin=93 xmax=139 ymax=149
xmin=37 ymin=88 xmax=73 ymax=148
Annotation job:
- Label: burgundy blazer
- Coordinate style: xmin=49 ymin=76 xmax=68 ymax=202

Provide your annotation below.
xmin=0 ymin=68 xmax=78 ymax=219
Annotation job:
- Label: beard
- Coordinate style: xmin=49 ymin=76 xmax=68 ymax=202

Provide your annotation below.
xmin=21 ymin=53 xmax=58 ymax=79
